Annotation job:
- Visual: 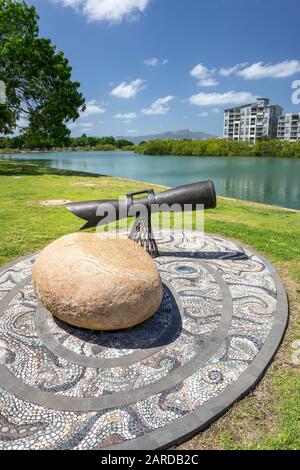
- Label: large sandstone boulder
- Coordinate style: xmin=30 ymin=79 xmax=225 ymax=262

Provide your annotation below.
xmin=32 ymin=233 xmax=163 ymax=330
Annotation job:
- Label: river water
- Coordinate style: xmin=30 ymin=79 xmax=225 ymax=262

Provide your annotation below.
xmin=2 ymin=151 xmax=300 ymax=210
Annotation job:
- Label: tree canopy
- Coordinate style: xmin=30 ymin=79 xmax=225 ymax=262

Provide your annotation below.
xmin=0 ymin=0 xmax=85 ymax=143
xmin=0 ymin=134 xmax=135 ymax=151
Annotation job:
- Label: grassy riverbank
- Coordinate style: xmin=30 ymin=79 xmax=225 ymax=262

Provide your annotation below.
xmin=0 ymin=159 xmax=299 ymax=450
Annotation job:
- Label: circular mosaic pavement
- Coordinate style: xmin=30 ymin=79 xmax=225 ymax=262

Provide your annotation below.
xmin=0 ymin=230 xmax=288 ymax=450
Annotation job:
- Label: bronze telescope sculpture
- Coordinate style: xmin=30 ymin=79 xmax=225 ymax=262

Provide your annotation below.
xmin=66 ymin=180 xmax=217 ymax=257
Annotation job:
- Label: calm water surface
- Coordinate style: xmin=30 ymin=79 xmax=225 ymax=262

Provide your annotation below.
xmin=2 ymin=151 xmax=300 ymax=210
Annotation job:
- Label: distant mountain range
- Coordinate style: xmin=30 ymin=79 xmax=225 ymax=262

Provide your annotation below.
xmin=117 ymin=129 xmax=216 ymax=145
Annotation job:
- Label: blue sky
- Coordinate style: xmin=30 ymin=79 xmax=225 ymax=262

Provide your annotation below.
xmin=28 ymin=0 xmax=300 ymax=137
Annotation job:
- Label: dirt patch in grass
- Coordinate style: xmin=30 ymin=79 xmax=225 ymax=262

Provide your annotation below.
xmin=73 ymin=182 xmax=97 ymax=187
xmin=40 ymin=200 xmax=71 ymax=207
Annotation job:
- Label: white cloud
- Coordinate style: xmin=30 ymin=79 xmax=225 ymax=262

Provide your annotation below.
xmin=127 ymin=129 xmax=139 ymax=134
xmin=111 ymin=79 xmax=146 ymax=99
xmin=16 ymin=116 xmax=28 ymax=129
xmin=190 ymin=64 xmax=210 ymax=80
xmin=68 ymin=100 xmax=104 ymax=131
xmin=114 ymin=112 xmax=137 ymax=119
xmin=219 ymin=63 xmax=248 ymax=77
xmin=218 ymin=61 xmax=300 ymax=79
xmin=190 ymin=63 xmax=218 ymax=87
xmin=78 ymin=122 xmax=94 ymax=128
xmin=68 ymin=121 xmax=94 ymax=130
xmin=199 ymin=112 xmax=209 ymax=117
xmin=212 ymin=108 xmax=221 ymax=114
xmin=237 ymin=60 xmax=300 ymax=79
xmin=198 ymin=78 xmax=219 ymax=87
xmin=144 ymin=57 xmax=169 ymax=66
xmin=189 ymin=91 xmax=257 ymax=107
xmin=81 ymin=100 xmax=105 ymax=117
xmin=190 ymin=60 xmax=300 ymax=87
xmin=55 ymin=0 xmax=150 ymax=23
xmin=142 ymin=96 xmax=175 ymax=115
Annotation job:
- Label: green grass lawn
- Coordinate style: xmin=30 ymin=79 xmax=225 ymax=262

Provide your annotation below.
xmin=0 ymin=159 xmax=299 ymax=450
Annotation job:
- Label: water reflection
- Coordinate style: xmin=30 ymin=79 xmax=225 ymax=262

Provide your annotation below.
xmin=2 ymin=152 xmax=300 ymax=210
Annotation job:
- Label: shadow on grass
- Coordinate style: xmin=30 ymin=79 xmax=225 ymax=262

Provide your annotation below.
xmin=0 ymin=159 xmax=107 ymax=178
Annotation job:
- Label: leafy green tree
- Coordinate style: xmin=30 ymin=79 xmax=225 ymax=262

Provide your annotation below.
xmin=99 ymin=136 xmax=116 ymax=146
xmin=115 ymin=139 xmax=134 ymax=149
xmin=251 ymin=139 xmax=282 ymax=157
xmin=135 ymin=138 xmax=300 ymax=158
xmin=0 ymin=0 xmax=85 ymax=142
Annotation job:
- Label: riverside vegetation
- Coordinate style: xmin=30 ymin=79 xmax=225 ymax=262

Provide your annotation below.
xmin=1 ymin=135 xmax=300 ymax=158
xmin=135 ymin=137 xmax=300 ymax=158
xmin=0 ymin=135 xmax=135 ymax=153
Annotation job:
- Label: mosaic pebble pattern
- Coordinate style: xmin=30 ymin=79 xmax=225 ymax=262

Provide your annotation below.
xmin=0 ymin=232 xmax=287 ymax=449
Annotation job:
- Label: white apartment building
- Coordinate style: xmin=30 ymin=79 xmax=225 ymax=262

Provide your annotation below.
xmin=277 ymin=113 xmax=300 ymax=141
xmin=223 ymin=98 xmax=283 ymax=143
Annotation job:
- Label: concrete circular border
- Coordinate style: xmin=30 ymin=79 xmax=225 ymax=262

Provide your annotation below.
xmin=107 ymin=230 xmax=289 ymax=449
xmin=0 ymin=232 xmax=289 ymax=449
